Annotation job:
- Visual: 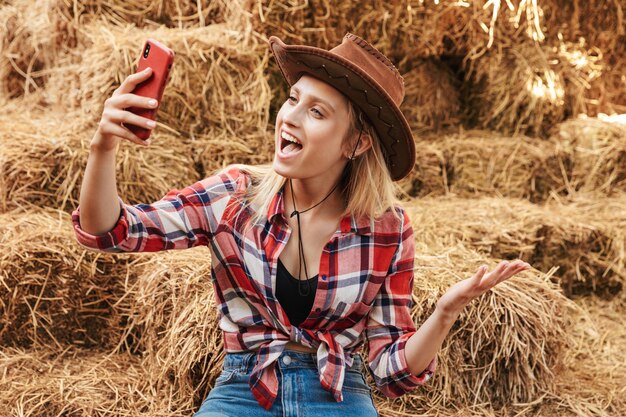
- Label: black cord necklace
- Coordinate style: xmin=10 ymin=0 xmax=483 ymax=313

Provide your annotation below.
xmin=287 ymin=126 xmax=363 ymax=297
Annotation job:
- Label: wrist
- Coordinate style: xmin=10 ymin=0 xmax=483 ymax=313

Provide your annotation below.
xmin=434 ymin=301 xmax=463 ymax=325
xmin=90 ymin=130 xmax=119 ymax=154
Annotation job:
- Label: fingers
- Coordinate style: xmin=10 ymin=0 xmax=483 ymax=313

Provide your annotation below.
xmin=109 ymin=108 xmax=157 ymax=131
xmin=116 ymin=67 xmax=153 ymax=95
xmin=494 ymin=260 xmax=530 ymax=284
xmin=107 ymin=93 xmax=159 ymax=111
xmin=473 ymin=265 xmax=488 ymax=282
xmin=479 ymin=260 xmax=530 ymax=288
xmin=98 ymin=119 xmax=152 ymax=147
xmin=99 ymin=96 xmax=157 ymax=147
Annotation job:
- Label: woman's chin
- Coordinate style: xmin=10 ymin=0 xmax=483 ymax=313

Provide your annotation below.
xmin=272 ymin=158 xmax=293 ymax=178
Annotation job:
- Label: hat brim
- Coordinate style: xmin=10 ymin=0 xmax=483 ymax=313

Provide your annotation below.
xmin=269 ymin=36 xmax=415 ymax=182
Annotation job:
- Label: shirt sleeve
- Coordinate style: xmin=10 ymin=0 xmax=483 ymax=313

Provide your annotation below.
xmin=71 ymin=165 xmax=246 ymax=253
xmin=364 ymin=207 xmax=436 ymax=398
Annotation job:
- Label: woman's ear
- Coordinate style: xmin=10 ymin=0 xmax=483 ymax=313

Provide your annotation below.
xmin=346 ymin=130 xmax=373 ymax=160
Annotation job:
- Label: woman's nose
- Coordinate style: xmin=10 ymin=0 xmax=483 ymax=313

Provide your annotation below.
xmin=282 ymin=103 xmax=303 ymax=126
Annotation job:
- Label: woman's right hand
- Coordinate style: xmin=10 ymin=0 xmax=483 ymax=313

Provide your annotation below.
xmin=90 ymin=67 xmax=159 ymax=152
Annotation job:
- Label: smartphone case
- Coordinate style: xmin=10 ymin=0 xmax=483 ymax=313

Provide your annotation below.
xmin=126 ymin=39 xmax=175 ymax=140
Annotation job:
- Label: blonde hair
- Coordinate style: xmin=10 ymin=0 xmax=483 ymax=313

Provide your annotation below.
xmin=224 ymin=98 xmax=403 ymax=233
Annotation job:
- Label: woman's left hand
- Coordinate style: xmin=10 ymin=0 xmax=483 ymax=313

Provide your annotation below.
xmin=436 ymin=259 xmax=531 ymax=319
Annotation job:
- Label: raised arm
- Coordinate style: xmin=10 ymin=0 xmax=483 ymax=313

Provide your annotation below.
xmin=79 ymin=67 xmax=160 ymax=235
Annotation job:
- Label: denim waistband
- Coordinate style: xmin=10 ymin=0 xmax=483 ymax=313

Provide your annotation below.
xmin=223 ymin=349 xmax=364 ymax=373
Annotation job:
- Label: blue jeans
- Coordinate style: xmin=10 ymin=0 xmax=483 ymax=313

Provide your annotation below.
xmin=194 ymin=349 xmax=380 ymax=417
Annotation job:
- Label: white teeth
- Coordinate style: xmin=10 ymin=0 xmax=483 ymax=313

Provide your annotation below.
xmin=281 ymin=130 xmax=301 ymax=145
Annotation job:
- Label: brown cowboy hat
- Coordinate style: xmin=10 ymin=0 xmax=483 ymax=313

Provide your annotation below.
xmin=268 ymin=33 xmax=415 ymax=181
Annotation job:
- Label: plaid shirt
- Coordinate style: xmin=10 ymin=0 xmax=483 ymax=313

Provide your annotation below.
xmin=71 ymin=165 xmax=436 ymax=410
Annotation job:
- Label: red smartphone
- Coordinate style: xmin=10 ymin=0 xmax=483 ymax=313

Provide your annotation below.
xmin=125 ymin=39 xmax=175 ymax=140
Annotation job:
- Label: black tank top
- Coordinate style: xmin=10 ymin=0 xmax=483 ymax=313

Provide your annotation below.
xmin=275 ymin=258 xmax=317 ymax=327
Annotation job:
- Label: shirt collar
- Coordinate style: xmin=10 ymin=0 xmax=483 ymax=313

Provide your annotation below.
xmin=267 ymin=186 xmax=372 ymax=236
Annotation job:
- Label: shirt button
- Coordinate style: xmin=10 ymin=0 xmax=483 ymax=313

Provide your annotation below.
xmin=322 ymin=275 xmax=327 ymax=281
xmin=315 ymin=308 xmax=321 ymax=312
xmin=282 ymin=355 xmax=292 ymax=365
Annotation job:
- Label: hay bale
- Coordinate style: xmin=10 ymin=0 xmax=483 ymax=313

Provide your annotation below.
xmin=462 ymin=31 xmax=622 ymax=137
xmin=396 ymin=137 xmax=448 ymax=199
xmin=117 ymin=247 xmax=224 ymax=407
xmin=550 ymin=116 xmax=626 ymax=195
xmin=69 ymin=0 xmax=244 ymax=28
xmin=542 ymin=0 xmax=624 ymax=55
xmin=0 ymin=346 xmax=193 ymax=416
xmin=539 ymin=296 xmax=626 ymax=416
xmin=444 ymin=130 xmax=564 ymax=201
xmin=0 ymin=0 xmax=79 ymax=99
xmin=397 ymin=129 xmax=570 ymax=202
xmin=0 ymin=0 xmax=248 ymax=100
xmin=44 ymin=22 xmax=271 ymax=137
xmin=551 ymin=37 xmax=614 ymax=117
xmin=0 ymin=208 xmax=132 ymax=350
xmin=400 ymin=58 xmax=462 ymax=132
xmin=254 ymin=1 xmax=544 ymax=125
xmin=370 ymin=243 xmax=572 ymax=413
xmin=193 ymin=128 xmax=275 ymax=176
xmin=0 ymin=108 xmax=199 ymax=213
xmin=462 ymin=42 xmax=568 ymax=137
xmin=404 ymin=195 xmax=545 ymax=262
xmin=536 ymin=191 xmax=626 ymax=298
xmin=403 ymin=191 xmax=626 ymax=298
xmin=246 ymin=0 xmax=545 ymax=57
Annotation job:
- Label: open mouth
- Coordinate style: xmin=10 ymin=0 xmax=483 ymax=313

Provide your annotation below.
xmin=280 ymin=130 xmax=303 ymax=155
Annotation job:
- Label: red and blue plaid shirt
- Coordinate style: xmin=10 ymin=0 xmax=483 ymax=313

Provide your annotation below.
xmin=71 ymin=165 xmax=436 ymax=410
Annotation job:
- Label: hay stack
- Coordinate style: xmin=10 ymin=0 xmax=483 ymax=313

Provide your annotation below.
xmin=44 ymin=22 xmax=271 ymax=137
xmin=397 ymin=129 xmax=568 ymax=202
xmin=377 ymin=290 xmax=626 ymax=417
xmin=550 ymin=116 xmax=626 ymax=195
xmin=193 ymin=128 xmax=275 ymax=176
xmin=400 ymin=58 xmax=462 ymax=132
xmin=0 ymin=0 xmax=79 ymax=99
xmin=404 ymin=192 xmax=626 ymax=298
xmin=68 ymin=0 xmax=244 ymax=28
xmin=116 ymin=247 xmax=224 ymax=406
xmin=0 ymin=208 xmax=132 ymax=350
xmin=541 ymin=295 xmax=626 ymax=415
xmin=537 ymin=191 xmax=626 ymax=298
xmin=398 ymin=120 xmax=626 ymax=203
xmin=253 ymin=1 xmax=547 ymax=129
xmin=0 ymin=346 xmax=193 ymax=416
xmin=0 ymin=109 xmax=199 ymax=213
xmin=371 ymin=243 xmax=572 ymax=413
xmin=246 ymin=0 xmax=546 ymax=57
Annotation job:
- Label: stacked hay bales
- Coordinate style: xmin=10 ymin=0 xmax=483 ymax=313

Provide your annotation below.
xmin=0 ymin=208 xmax=133 ymax=350
xmin=397 ymin=118 xmax=626 ymax=203
xmin=0 ymin=0 xmax=80 ymax=99
xmin=0 ymin=347 xmax=193 ymax=415
xmin=1 ymin=0 xmax=625 ymax=416
xmin=45 ymin=22 xmax=271 ymax=137
xmin=118 ymin=248 xmax=224 ymax=406
xmin=0 ymin=107 xmax=200 ymax=212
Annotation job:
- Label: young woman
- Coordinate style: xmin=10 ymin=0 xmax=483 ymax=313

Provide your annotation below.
xmin=73 ymin=33 xmax=530 ymax=416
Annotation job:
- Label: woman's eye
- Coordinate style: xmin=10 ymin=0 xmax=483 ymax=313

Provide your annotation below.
xmin=287 ymin=96 xmax=323 ymax=117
